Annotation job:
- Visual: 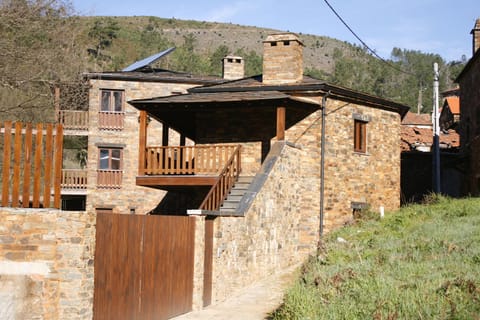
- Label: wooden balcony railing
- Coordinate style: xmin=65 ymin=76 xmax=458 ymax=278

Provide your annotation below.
xmin=199 ymin=145 xmax=241 ymax=211
xmin=97 ymin=170 xmax=123 ymax=188
xmin=61 ymin=169 xmax=87 ymax=189
xmin=98 ymin=111 xmax=125 ymax=130
xmin=57 ymin=110 xmax=89 ymax=130
xmin=143 ymin=145 xmax=239 ymax=175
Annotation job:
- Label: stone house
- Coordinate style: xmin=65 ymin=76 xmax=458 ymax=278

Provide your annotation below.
xmin=59 ymin=49 xmax=249 ymax=214
xmin=457 ymin=18 xmax=480 ymax=195
xmin=0 ymin=32 xmax=411 ymax=319
xmin=129 ymin=32 xmax=409 ymax=305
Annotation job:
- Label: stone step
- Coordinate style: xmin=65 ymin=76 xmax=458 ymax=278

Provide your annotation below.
xmin=219 ymin=176 xmax=255 ymax=212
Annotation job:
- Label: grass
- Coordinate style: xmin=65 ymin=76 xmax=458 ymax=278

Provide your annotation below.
xmin=270 ymin=196 xmax=480 ymax=319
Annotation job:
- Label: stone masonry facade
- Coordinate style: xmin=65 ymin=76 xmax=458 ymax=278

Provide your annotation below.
xmin=205 ymin=97 xmax=401 ymax=303
xmin=0 ymin=208 xmax=95 ymax=319
xmin=86 ymin=79 xmax=195 ymax=214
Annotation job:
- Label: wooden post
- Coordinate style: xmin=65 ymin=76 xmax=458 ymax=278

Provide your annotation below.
xmin=138 ymin=111 xmax=147 ymax=175
xmin=1 ymin=121 xmax=12 ymax=207
xmin=43 ymin=124 xmax=53 ymax=208
xmin=33 ymin=123 xmax=43 ymax=208
xmin=53 ymin=124 xmax=63 ymax=209
xmin=276 ymin=106 xmax=286 ymax=141
xmin=54 ymin=86 xmax=60 ymax=123
xmin=22 ymin=123 xmax=33 ymax=208
xmin=11 ymin=122 xmax=23 ymax=207
xmin=162 ymin=123 xmax=169 ymax=146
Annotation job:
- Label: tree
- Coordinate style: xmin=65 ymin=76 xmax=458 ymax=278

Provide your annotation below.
xmin=87 ymin=18 xmax=119 ymax=62
xmin=0 ymin=0 xmax=86 ymax=121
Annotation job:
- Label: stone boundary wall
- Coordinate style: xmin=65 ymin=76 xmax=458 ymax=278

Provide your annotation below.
xmin=0 ymin=208 xmax=95 ymax=319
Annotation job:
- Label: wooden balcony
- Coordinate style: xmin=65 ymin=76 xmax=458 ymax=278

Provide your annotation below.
xmin=97 ymin=170 xmax=123 ymax=189
xmin=61 ymin=169 xmax=87 ymax=190
xmin=137 ymin=145 xmax=241 ymax=210
xmin=57 ymin=110 xmax=89 ymax=133
xmin=98 ymin=111 xmax=125 ymax=130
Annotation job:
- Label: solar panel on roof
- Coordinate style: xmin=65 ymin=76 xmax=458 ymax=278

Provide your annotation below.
xmin=122 ymin=47 xmax=176 ymax=72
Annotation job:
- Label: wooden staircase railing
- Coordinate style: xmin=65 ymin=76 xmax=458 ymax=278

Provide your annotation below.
xmin=199 ymin=145 xmax=241 ymax=211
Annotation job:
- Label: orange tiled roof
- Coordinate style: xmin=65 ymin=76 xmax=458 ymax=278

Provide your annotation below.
xmin=444 ymin=96 xmax=460 ymax=114
xmin=401 ymin=112 xmax=431 ymax=126
xmin=401 ymin=126 xmax=460 ymax=151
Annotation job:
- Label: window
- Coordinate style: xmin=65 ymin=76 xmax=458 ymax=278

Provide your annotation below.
xmin=99 ymin=90 xmax=125 ymax=130
xmin=354 ymin=120 xmax=367 ymax=153
xmin=97 ymin=147 xmax=123 ymax=188
xmin=99 ymin=148 xmax=122 ymax=170
xmin=101 ymin=90 xmax=124 ymax=112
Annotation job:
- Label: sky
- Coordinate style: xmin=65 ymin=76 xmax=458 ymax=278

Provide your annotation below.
xmin=71 ymin=0 xmax=480 ymax=62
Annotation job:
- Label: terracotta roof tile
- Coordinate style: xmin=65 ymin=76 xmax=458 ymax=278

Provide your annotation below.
xmin=401 ymin=126 xmax=460 ymax=151
xmin=401 ymin=112 xmax=432 ymax=126
xmin=444 ymin=96 xmax=460 ymax=114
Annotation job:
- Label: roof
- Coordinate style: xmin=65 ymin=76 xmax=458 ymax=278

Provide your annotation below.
xmin=401 ymin=126 xmax=460 ymax=152
xmin=401 ymin=112 xmax=432 ymax=126
xmin=83 ymin=69 xmax=224 ymax=85
xmin=444 ymin=96 xmax=460 ymax=114
xmin=131 ymin=75 xmax=410 ymax=118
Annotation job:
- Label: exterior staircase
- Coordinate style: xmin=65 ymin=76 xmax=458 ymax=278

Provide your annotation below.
xmin=219 ymin=176 xmax=254 ymax=213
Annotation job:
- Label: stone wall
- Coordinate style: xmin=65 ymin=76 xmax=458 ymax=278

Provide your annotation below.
xmin=207 ymin=96 xmax=402 ymax=303
xmin=458 ymin=50 xmax=480 ymax=195
xmin=86 ymin=79 xmax=195 ymax=214
xmin=210 ymin=142 xmax=320 ymax=303
xmin=0 ymin=208 xmax=95 ymax=319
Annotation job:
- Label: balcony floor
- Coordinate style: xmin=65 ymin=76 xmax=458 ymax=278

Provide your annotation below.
xmin=136 ymin=175 xmax=217 ymax=189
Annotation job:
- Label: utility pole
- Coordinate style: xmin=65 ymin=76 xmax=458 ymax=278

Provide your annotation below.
xmin=432 ymin=63 xmax=441 ymax=193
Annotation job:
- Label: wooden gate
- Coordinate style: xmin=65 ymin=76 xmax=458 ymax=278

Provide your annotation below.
xmin=94 ymin=213 xmax=196 ymax=320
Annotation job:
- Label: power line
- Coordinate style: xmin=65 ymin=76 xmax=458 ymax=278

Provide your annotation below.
xmin=322 ymin=0 xmax=416 ymax=77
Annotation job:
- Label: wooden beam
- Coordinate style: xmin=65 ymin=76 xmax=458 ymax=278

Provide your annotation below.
xmin=138 ymin=111 xmax=147 ymax=175
xmin=276 ymin=106 xmax=286 ymax=141
xmin=43 ymin=124 xmax=53 ymax=208
xmin=136 ymin=175 xmax=217 ymax=187
xmin=33 ymin=123 xmax=43 ymax=208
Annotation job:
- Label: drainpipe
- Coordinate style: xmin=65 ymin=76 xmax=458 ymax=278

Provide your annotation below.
xmin=319 ymin=92 xmax=330 ymax=238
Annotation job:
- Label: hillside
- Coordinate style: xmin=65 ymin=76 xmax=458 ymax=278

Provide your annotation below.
xmin=78 ymin=16 xmax=357 ymax=75
xmin=0 ymin=1 xmax=466 ymax=122
xmin=271 ymin=196 xmax=480 ymax=319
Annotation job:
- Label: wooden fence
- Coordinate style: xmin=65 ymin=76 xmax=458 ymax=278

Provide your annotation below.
xmin=0 ymin=121 xmax=63 ymax=209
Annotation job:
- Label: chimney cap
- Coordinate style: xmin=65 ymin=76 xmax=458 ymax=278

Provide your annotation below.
xmin=263 ymin=32 xmax=304 ymax=46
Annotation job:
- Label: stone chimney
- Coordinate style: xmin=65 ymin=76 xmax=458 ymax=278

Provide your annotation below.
xmin=472 ymin=18 xmax=480 ymax=56
xmin=262 ymin=33 xmax=304 ymax=85
xmin=222 ymin=55 xmax=244 ymax=80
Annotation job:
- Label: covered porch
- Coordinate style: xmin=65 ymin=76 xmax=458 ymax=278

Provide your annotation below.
xmin=132 ymin=88 xmax=320 ymax=213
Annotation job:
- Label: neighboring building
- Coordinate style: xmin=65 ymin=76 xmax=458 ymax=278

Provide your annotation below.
xmin=457 ymin=18 xmax=480 ymax=195
xmin=129 ymin=32 xmax=409 ymax=304
xmin=440 ymin=94 xmax=460 ymax=131
xmin=400 ymin=111 xmax=462 ymax=203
